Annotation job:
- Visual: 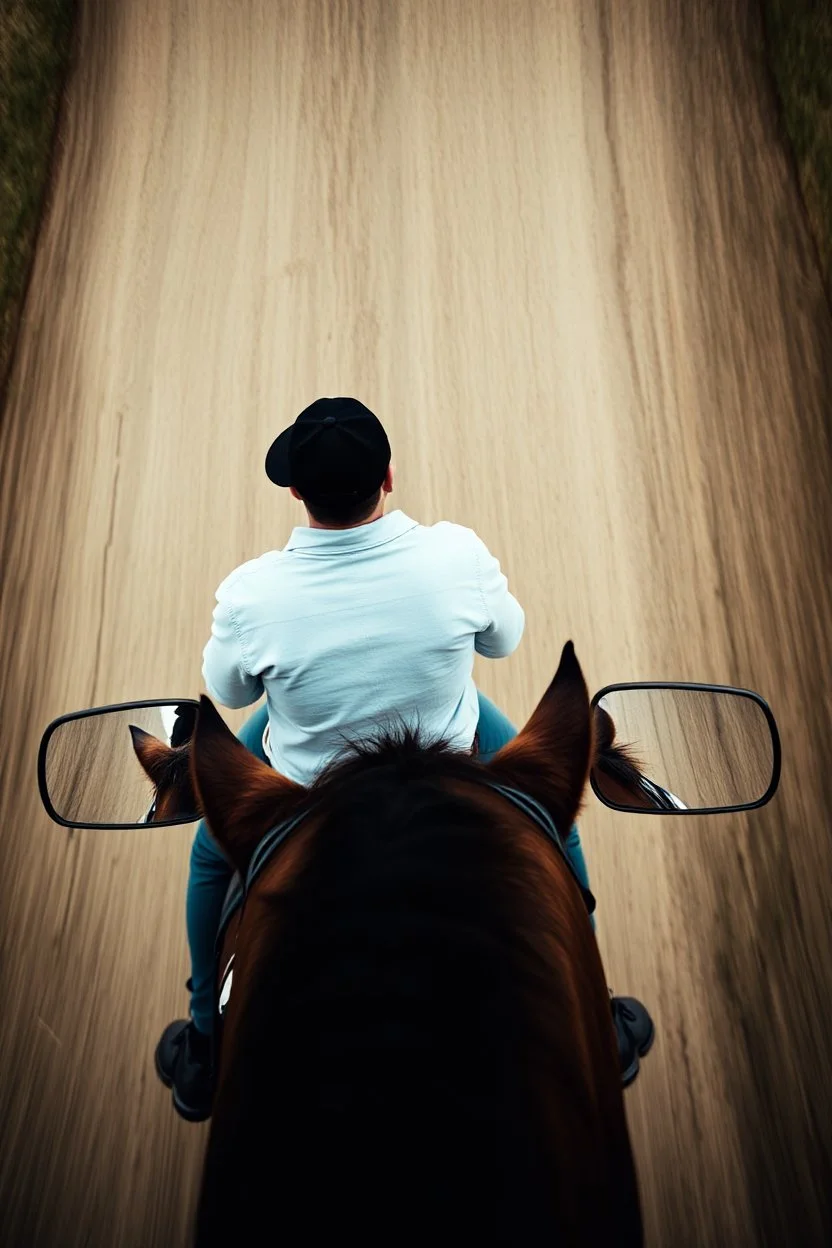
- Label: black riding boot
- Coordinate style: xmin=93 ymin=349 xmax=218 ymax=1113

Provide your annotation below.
xmin=611 ymin=993 xmax=655 ymax=1087
xmin=155 ymin=981 xmax=214 ymax=1122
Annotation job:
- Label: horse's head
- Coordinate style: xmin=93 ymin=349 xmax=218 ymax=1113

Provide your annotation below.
xmin=129 ymin=725 xmax=197 ymax=822
xmin=185 ymin=641 xmax=642 ymax=1246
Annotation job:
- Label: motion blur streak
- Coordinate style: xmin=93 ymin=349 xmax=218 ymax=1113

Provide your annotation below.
xmin=0 ymin=1 xmax=830 ymax=1244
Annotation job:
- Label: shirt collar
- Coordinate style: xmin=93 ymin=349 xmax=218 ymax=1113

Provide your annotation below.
xmin=284 ymin=509 xmax=419 ymax=554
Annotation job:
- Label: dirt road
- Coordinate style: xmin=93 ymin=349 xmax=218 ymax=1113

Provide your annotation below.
xmin=1 ymin=1 xmax=830 ymax=1243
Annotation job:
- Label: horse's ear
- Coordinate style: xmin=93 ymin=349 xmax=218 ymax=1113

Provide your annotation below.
xmin=190 ymin=696 xmax=306 ymax=875
xmin=487 ymin=641 xmax=593 ymax=834
xmin=593 ymin=704 xmax=616 ymax=754
xmin=129 ymin=725 xmax=173 ymax=784
xmin=130 ymin=726 xmax=199 ymax=821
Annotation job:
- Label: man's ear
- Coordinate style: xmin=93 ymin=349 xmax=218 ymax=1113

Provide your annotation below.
xmin=383 ymin=463 xmax=394 ymax=493
xmin=190 ymin=697 xmax=306 ymax=876
xmin=487 ymin=641 xmax=593 ymax=835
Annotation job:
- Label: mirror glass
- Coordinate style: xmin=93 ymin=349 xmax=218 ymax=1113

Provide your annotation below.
xmin=590 ymin=686 xmax=778 ymax=812
xmin=41 ymin=702 xmax=200 ymax=827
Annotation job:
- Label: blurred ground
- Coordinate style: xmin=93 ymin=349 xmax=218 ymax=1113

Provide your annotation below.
xmin=0 ymin=1 xmax=831 ymax=1243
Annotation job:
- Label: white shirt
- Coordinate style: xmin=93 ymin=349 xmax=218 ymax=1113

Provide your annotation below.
xmin=201 ymin=510 xmax=525 ymax=786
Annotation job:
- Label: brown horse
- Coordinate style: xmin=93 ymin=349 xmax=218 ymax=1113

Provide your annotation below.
xmin=129 ymin=727 xmax=197 ymax=820
xmin=136 ymin=643 xmax=644 ymax=1244
xmin=129 ymin=705 xmax=199 ymax=821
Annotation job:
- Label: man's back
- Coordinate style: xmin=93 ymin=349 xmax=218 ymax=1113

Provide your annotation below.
xmin=202 ymin=510 xmax=524 ymax=785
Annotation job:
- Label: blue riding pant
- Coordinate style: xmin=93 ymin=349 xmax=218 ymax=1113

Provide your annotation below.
xmin=186 ymin=692 xmax=594 ymax=1034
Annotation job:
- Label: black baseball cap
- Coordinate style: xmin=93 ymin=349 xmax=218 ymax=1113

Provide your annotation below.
xmin=265 ymin=397 xmax=391 ymax=505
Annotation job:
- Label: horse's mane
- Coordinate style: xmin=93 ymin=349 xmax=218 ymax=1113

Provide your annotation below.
xmin=150 ymin=741 xmax=192 ymax=785
xmin=595 ymin=739 xmax=646 ymax=786
xmin=201 ymin=728 xmax=626 ymax=1242
xmin=310 ymin=721 xmax=487 ymax=789
xmin=594 ymin=740 xmax=679 ymax=811
xmin=150 ymin=743 xmax=195 ymax=815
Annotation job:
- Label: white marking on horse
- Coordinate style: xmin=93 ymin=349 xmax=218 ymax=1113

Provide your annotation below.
xmin=219 ymin=955 xmax=235 ymax=1015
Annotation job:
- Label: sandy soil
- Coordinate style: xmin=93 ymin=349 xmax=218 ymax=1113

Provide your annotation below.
xmin=1 ymin=1 xmax=830 ymax=1243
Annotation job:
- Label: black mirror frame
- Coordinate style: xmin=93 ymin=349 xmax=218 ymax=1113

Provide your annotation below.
xmin=37 ymin=698 xmax=202 ymax=829
xmin=588 ymin=681 xmax=782 ymax=815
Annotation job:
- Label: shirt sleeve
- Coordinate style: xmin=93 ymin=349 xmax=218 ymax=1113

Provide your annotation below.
xmin=472 ymin=536 xmax=526 ymax=658
xmin=201 ymin=592 xmax=264 ymax=709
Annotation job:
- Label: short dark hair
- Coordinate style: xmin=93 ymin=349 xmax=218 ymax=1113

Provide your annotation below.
xmin=303 ymin=487 xmax=382 ymax=528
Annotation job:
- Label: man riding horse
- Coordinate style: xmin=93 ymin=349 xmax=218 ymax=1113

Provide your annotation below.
xmin=155 ymin=396 xmax=654 ymax=1121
